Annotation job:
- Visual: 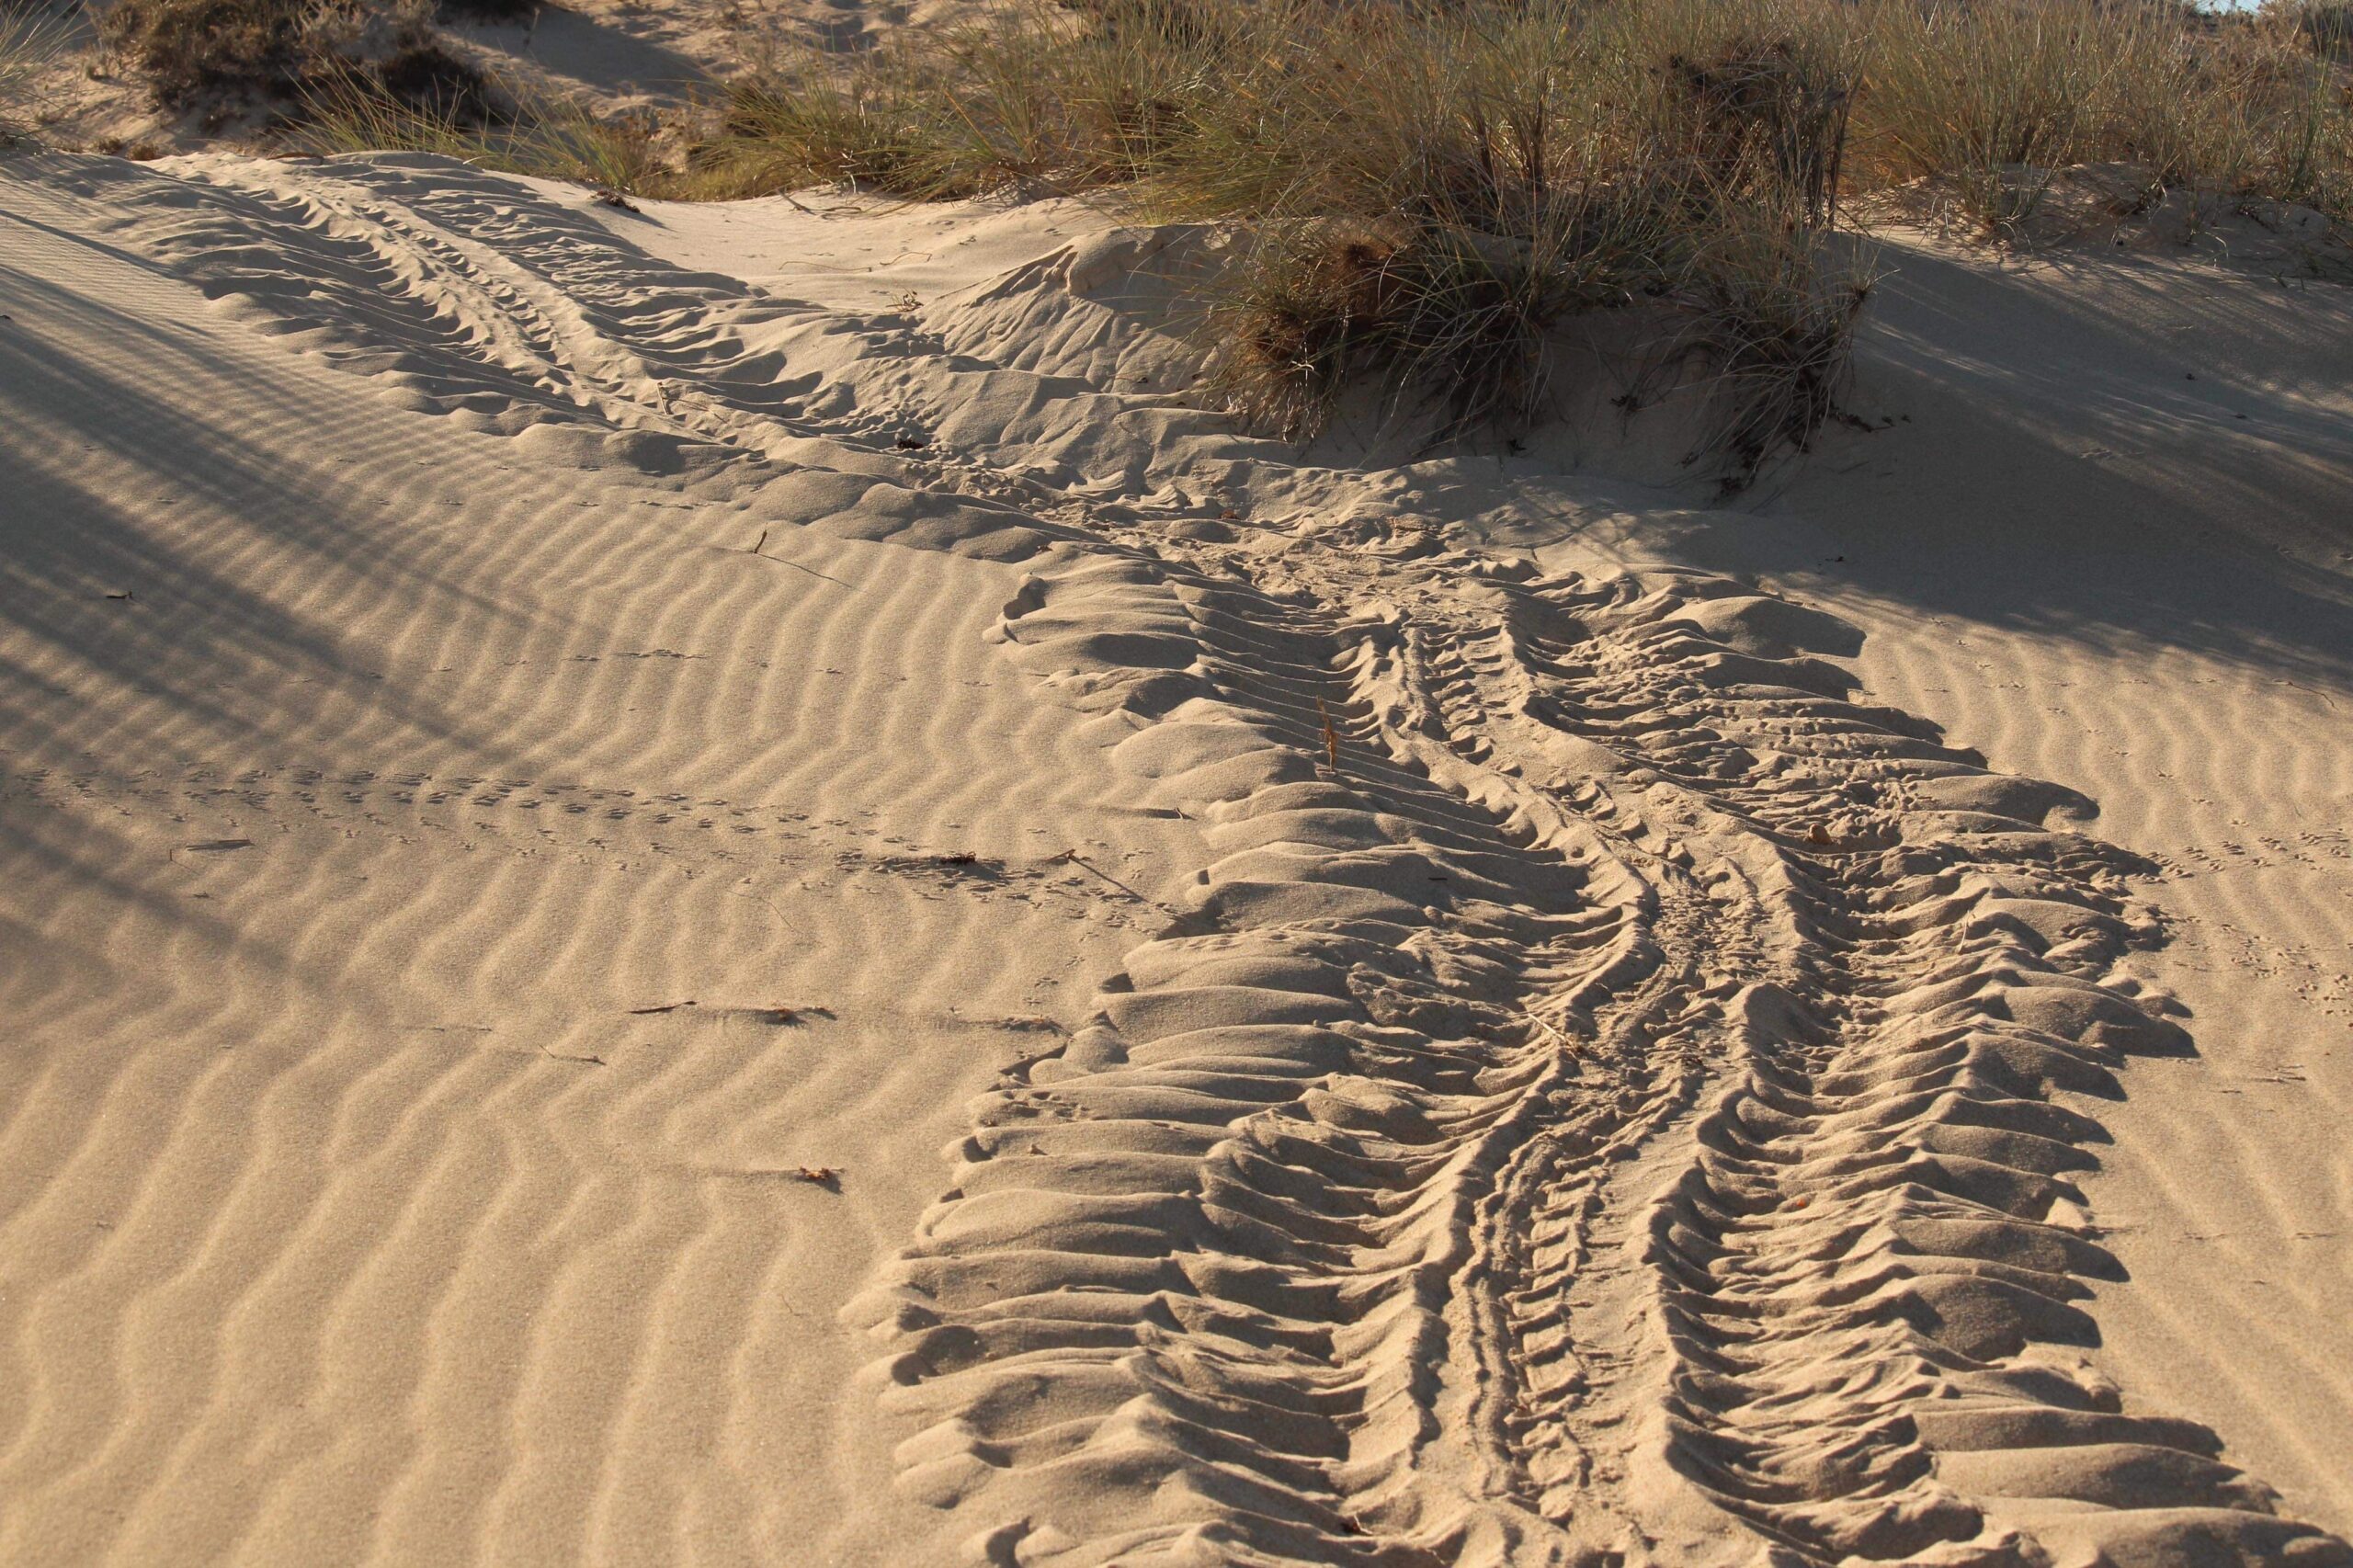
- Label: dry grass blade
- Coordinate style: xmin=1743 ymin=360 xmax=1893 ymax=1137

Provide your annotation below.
xmin=0 ymin=6 xmax=70 ymax=144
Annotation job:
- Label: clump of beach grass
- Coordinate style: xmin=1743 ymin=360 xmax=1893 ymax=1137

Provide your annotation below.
xmin=296 ymin=64 xmax=667 ymax=192
xmin=2 ymin=5 xmax=71 ymax=145
xmin=689 ymin=0 xmax=1229 ymax=201
xmin=2288 ymin=0 xmax=2353 ymax=59
xmin=1853 ymin=0 xmax=2353 ymax=233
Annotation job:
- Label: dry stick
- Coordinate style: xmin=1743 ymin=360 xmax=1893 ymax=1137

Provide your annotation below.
xmin=2276 ymin=677 xmax=2340 ymax=712
xmin=1054 ymin=849 xmax=1191 ymax=923
xmin=733 ymin=885 xmax=801 ymax=938
xmin=540 ymin=1044 xmax=608 ymax=1066
xmin=737 ymin=529 xmax=855 ymax=587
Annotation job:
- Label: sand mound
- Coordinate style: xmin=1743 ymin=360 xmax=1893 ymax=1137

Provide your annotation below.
xmin=4 ymin=150 xmax=2349 ymax=1565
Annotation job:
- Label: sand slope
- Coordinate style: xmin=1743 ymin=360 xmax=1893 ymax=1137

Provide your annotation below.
xmin=3 ymin=151 xmax=2350 ymax=1566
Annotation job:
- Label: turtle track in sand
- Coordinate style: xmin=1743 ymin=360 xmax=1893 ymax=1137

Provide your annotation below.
xmin=862 ymin=540 xmax=2340 ymax=1568
xmin=40 ymin=151 xmax=2352 ymax=1568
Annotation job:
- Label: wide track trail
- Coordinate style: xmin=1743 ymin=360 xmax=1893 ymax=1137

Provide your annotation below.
xmin=3 ymin=151 xmax=2349 ymax=1568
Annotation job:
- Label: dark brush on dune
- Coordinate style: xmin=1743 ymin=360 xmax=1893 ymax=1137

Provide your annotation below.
xmin=369 ymin=42 xmax=505 ymax=126
xmin=97 ymin=0 xmax=512 ymax=131
xmin=97 ymin=0 xmax=313 ymax=111
xmin=434 ymin=0 xmax=541 ymax=23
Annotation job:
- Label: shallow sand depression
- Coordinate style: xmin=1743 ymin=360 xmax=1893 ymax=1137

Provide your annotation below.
xmin=3 ymin=150 xmax=2350 ymax=1566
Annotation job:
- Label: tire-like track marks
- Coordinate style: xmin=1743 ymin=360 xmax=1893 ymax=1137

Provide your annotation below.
xmin=22 ymin=151 xmax=2349 ymax=1568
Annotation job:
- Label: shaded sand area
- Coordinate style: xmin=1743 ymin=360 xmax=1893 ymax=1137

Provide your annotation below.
xmin=4 ymin=150 xmax=2351 ymax=1565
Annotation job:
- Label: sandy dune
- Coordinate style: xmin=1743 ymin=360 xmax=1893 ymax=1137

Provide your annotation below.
xmin=3 ymin=149 xmax=2350 ymax=1566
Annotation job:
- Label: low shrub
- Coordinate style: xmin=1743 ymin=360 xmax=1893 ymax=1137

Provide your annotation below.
xmin=435 ymin=0 xmax=540 ymax=22
xmin=99 ymin=0 xmax=517 ymax=130
xmin=370 ymin=39 xmax=503 ymax=125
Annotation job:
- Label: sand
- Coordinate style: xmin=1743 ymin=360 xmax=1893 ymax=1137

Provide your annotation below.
xmin=3 ymin=145 xmax=2349 ymax=1567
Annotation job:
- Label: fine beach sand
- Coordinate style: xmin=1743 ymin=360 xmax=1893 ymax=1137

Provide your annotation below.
xmin=3 ymin=144 xmax=2350 ymax=1566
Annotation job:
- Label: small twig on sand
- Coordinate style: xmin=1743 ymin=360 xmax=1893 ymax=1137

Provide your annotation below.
xmin=1316 ymin=699 xmax=1342 ymax=771
xmin=2277 ymin=677 xmax=2339 ymax=711
xmin=733 ymin=886 xmax=801 ymax=938
xmin=731 ymin=532 xmax=853 ymax=587
xmin=1053 ymin=857 xmax=1153 ymax=903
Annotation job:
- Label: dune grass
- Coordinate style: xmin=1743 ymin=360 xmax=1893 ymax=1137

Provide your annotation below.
xmin=284 ymin=0 xmax=2352 ymax=479
xmin=296 ymin=63 xmax=666 ymax=191
xmin=699 ymin=0 xmax=2353 ymax=230
xmin=687 ymin=0 xmax=2351 ymax=469
xmin=2 ymin=4 xmax=72 ymax=144
xmin=1856 ymin=0 xmax=2353 ymax=230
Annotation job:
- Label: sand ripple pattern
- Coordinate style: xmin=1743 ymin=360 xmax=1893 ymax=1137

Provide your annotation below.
xmin=37 ymin=153 xmax=2351 ymax=1568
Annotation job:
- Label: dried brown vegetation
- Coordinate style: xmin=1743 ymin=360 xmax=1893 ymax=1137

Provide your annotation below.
xmin=97 ymin=0 xmax=314 ymax=111
xmin=96 ymin=0 xmax=502 ymax=129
